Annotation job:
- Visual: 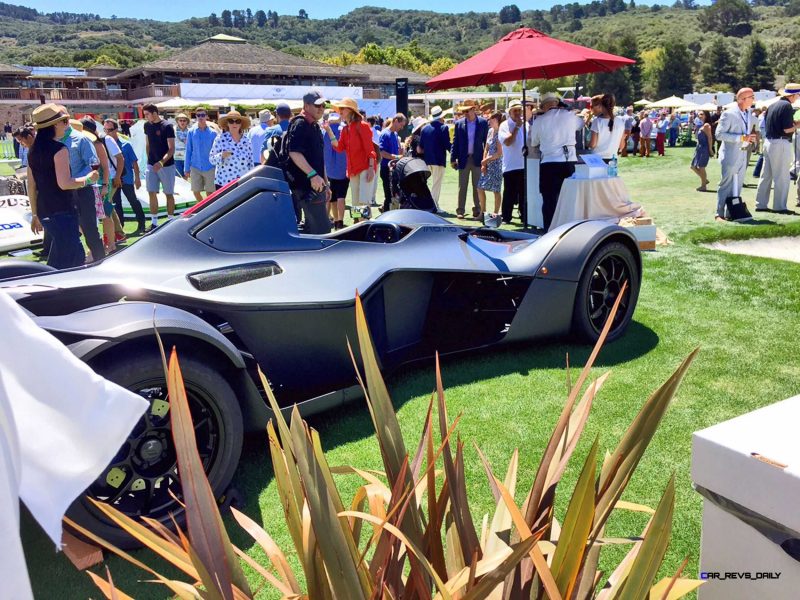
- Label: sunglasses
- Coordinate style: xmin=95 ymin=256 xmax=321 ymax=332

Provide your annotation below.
xmin=196 ymin=113 xmax=207 ymax=117
xmin=103 ymin=128 xmax=115 ymax=133
xmin=227 ymin=119 xmax=242 ymax=124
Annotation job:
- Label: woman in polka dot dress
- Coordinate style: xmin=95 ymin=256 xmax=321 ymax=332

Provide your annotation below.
xmin=210 ymin=110 xmax=253 ymax=189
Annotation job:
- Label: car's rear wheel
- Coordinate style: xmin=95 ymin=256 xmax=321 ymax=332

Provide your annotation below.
xmin=66 ymin=352 xmax=243 ymax=549
xmin=572 ymin=241 xmax=639 ymax=344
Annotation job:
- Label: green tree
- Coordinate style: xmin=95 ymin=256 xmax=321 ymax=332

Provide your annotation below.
xmin=656 ymin=40 xmax=694 ymax=97
xmin=208 ymin=12 xmax=220 ymax=27
xmin=700 ymin=37 xmax=738 ymax=89
xmin=254 ymin=10 xmax=266 ymax=27
xmin=298 ymin=9 xmax=309 ymax=19
xmin=567 ymin=18 xmax=583 ymax=31
xmin=590 ymin=40 xmax=633 ymax=104
xmin=740 ymin=37 xmax=774 ymax=90
xmin=499 ymin=5 xmax=521 ymax=23
xmin=245 ymin=8 xmax=253 ymax=26
xmin=699 ymin=0 xmax=754 ymax=36
xmin=617 ymin=33 xmax=642 ymax=99
xmin=221 ymin=9 xmax=232 ymax=28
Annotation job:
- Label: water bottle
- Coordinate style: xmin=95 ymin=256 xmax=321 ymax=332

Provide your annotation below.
xmin=608 ymin=154 xmax=618 ymax=177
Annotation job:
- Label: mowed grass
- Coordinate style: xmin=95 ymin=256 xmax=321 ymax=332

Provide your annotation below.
xmin=17 ymin=148 xmax=800 ymax=598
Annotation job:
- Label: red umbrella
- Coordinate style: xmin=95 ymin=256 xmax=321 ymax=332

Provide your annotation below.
xmin=426 ymin=27 xmax=634 ymax=90
xmin=427 ymin=28 xmax=634 ymax=231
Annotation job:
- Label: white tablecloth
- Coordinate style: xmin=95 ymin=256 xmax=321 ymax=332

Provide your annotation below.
xmin=551 ymin=176 xmax=643 ymax=229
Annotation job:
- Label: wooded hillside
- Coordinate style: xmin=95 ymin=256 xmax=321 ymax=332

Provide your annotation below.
xmin=0 ymin=1 xmax=797 ymax=102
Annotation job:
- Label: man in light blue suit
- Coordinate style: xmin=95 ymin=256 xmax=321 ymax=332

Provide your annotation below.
xmin=714 ymin=88 xmax=756 ymax=221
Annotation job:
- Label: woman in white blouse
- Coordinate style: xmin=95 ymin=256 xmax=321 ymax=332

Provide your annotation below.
xmin=210 ymin=110 xmax=253 ymax=188
xmin=588 ymin=94 xmax=627 ymax=161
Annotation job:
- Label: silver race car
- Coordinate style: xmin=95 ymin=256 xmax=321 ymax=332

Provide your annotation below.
xmin=0 ymin=166 xmax=641 ymax=545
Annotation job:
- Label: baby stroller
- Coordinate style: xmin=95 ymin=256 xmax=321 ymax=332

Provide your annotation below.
xmin=390 ymin=157 xmax=436 ymax=213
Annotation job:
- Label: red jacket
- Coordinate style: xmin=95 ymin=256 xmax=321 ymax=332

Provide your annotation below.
xmin=334 ymin=120 xmax=377 ymax=177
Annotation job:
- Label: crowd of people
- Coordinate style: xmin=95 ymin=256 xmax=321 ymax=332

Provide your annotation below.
xmin=683 ymin=85 xmax=800 ymax=220
xmin=21 ymin=84 xmax=800 ymax=269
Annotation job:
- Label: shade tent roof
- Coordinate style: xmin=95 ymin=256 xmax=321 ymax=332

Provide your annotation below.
xmin=426 ymin=28 xmax=635 ymax=89
xmin=633 ymin=98 xmax=652 ymax=106
xmin=649 ymin=95 xmax=691 ymax=108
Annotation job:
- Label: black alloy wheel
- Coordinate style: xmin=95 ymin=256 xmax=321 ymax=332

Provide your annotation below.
xmin=66 ymin=352 xmax=243 ymax=549
xmin=572 ymin=241 xmax=640 ymax=343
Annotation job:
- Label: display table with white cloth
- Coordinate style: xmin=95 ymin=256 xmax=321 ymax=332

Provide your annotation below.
xmin=525 ymin=157 xmax=544 ymax=229
xmin=550 ymin=176 xmax=643 ymax=229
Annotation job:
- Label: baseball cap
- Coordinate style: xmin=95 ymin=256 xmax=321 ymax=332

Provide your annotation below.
xmin=275 ymin=102 xmax=292 ymax=117
xmin=303 ymin=90 xmax=327 ymax=106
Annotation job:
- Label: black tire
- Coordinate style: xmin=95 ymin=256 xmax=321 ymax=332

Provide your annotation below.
xmin=66 ymin=351 xmax=243 ymax=549
xmin=572 ymin=241 xmax=640 ymax=344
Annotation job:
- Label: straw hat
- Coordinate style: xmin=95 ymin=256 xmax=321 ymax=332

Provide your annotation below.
xmin=779 ymin=83 xmax=800 ymax=97
xmin=540 ymin=92 xmax=560 ymax=107
xmin=69 ymin=118 xmax=83 ymax=131
xmin=31 ymin=103 xmax=67 ymax=129
xmin=456 ymin=100 xmax=478 ymax=112
xmin=508 ymin=99 xmax=523 ymax=110
xmin=332 ymin=97 xmax=360 ymax=114
xmin=411 ymin=116 xmax=427 ymax=134
xmin=258 ymin=109 xmax=273 ymax=123
xmin=218 ymin=110 xmax=251 ymax=129
xmin=175 ymin=113 xmax=189 ymax=121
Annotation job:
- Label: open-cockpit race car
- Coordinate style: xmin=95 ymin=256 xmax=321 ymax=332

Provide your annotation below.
xmin=0 ymin=165 xmax=641 ymax=546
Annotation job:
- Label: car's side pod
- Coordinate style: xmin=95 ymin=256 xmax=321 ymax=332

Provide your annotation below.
xmin=539 ymin=220 xmax=642 ymax=282
xmin=34 ymin=301 xmax=269 ymax=429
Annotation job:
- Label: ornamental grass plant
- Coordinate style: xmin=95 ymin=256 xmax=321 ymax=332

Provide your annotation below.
xmin=72 ymin=291 xmax=703 ymax=599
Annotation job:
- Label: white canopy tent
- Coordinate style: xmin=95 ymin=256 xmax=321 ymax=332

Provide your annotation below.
xmin=155 ymin=97 xmax=200 ymax=109
xmin=650 ymin=95 xmax=695 ymax=109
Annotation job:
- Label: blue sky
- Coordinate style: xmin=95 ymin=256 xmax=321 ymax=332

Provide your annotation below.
xmin=20 ymin=1 xmax=698 ymax=21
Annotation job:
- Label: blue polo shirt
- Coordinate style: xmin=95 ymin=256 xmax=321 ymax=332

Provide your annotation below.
xmin=119 ymin=138 xmax=138 ymax=185
xmin=60 ymin=127 xmax=97 ymax=178
xmin=264 ymin=119 xmax=290 ymax=145
xmin=184 ymin=125 xmax=217 ymax=172
xmin=379 ymin=129 xmax=399 ymax=168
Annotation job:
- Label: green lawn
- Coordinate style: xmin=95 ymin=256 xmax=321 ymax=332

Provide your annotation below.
xmin=17 ymin=148 xmax=800 ymax=598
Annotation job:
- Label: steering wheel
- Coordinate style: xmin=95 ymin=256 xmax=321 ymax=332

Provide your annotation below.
xmin=364 ymin=222 xmax=402 ymax=243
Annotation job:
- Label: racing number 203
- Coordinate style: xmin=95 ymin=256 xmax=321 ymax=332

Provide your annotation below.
xmin=0 ymin=198 xmax=30 ymax=208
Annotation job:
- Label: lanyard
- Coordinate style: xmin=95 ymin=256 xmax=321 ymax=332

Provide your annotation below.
xmin=740 ymin=110 xmax=749 ymax=133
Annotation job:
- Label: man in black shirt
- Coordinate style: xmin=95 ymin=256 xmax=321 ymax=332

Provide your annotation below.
xmin=286 ymin=90 xmax=331 ymax=234
xmin=142 ymin=103 xmax=176 ymax=230
xmin=755 ymin=84 xmax=800 ymax=213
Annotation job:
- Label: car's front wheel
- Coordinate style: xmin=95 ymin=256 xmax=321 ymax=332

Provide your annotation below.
xmin=572 ymin=241 xmax=640 ymax=344
xmin=66 ymin=351 xmax=243 ymax=549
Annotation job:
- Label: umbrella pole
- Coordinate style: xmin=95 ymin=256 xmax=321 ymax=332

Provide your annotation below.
xmin=522 ymin=76 xmax=528 ymax=231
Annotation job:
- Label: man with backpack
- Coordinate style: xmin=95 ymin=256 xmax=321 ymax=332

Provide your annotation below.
xmin=283 ymin=91 xmax=331 ymax=234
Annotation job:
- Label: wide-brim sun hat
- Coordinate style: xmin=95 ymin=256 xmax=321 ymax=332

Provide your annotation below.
xmin=332 ymin=97 xmax=360 ymax=114
xmin=31 ymin=103 xmax=67 ymax=129
xmin=411 ymin=116 xmax=427 ymax=134
xmin=218 ymin=110 xmax=251 ymax=129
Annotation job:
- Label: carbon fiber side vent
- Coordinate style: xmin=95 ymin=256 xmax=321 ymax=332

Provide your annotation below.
xmin=187 ymin=261 xmax=283 ymax=291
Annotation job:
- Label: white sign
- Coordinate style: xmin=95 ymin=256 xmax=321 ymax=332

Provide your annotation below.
xmin=0 ymin=195 xmax=42 ymax=253
xmin=180 ymin=83 xmax=364 ymax=101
